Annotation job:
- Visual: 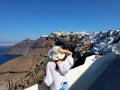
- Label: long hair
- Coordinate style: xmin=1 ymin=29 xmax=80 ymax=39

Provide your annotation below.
xmin=54 ymin=55 xmax=66 ymax=74
xmin=55 ymin=61 xmax=59 ymax=71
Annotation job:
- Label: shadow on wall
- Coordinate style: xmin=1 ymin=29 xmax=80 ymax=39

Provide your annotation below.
xmin=38 ymin=84 xmax=49 ymax=90
xmin=69 ymin=52 xmax=116 ymax=90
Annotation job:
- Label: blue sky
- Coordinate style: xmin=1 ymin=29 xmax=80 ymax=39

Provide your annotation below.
xmin=0 ymin=0 xmax=120 ymax=44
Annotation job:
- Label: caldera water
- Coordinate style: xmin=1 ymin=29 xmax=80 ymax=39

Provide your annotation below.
xmin=0 ymin=46 xmax=19 ymax=65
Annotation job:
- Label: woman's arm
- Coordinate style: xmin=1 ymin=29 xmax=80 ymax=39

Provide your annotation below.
xmin=57 ymin=47 xmax=73 ymax=65
xmin=57 ymin=47 xmax=73 ymax=56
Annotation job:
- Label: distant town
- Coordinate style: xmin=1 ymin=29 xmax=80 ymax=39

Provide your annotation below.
xmin=0 ymin=44 xmax=14 ymax=46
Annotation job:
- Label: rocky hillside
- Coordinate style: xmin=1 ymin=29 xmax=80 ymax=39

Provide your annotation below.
xmin=0 ymin=29 xmax=120 ymax=90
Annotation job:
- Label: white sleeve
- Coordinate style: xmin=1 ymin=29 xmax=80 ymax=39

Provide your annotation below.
xmin=58 ymin=55 xmax=74 ymax=75
xmin=44 ymin=63 xmax=53 ymax=86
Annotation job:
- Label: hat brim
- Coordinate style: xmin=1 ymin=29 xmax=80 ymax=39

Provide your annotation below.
xmin=48 ymin=49 xmax=65 ymax=61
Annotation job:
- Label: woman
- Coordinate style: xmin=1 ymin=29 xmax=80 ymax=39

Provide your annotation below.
xmin=44 ymin=46 xmax=74 ymax=90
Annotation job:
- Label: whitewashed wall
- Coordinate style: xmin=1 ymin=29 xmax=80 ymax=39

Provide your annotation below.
xmin=68 ymin=52 xmax=116 ymax=90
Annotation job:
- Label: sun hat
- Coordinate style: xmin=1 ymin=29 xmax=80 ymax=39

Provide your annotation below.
xmin=48 ymin=46 xmax=65 ymax=61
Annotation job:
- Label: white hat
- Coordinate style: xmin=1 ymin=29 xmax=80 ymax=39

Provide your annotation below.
xmin=48 ymin=46 xmax=65 ymax=61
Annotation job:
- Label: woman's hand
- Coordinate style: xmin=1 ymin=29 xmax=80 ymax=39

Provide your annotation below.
xmin=57 ymin=60 xmax=62 ymax=64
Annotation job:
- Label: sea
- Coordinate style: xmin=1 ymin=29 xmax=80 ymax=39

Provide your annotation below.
xmin=0 ymin=46 xmax=19 ymax=65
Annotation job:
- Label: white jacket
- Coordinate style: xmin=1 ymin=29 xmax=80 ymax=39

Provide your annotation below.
xmin=44 ymin=55 xmax=74 ymax=90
